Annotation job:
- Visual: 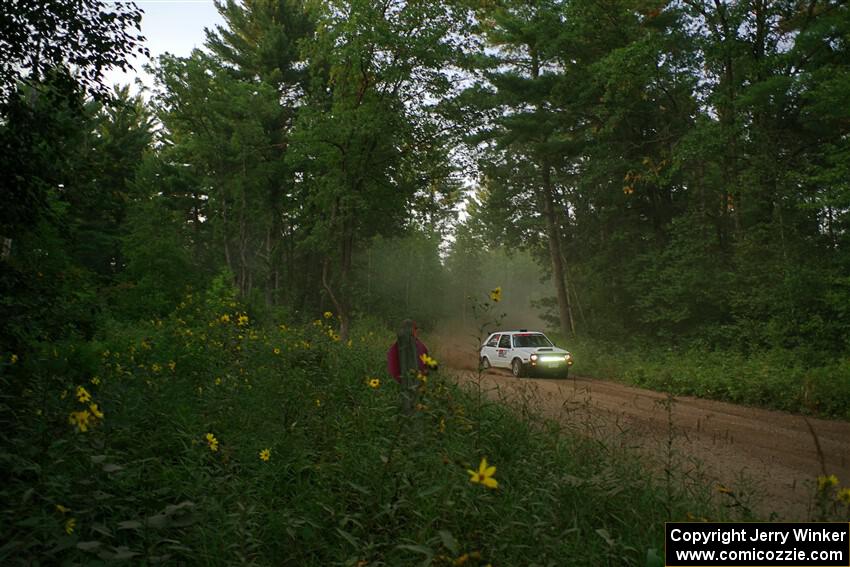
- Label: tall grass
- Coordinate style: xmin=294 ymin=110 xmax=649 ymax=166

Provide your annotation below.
xmin=2 ymin=290 xmax=749 ymax=565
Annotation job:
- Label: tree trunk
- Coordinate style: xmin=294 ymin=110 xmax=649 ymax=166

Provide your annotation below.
xmin=530 ymin=44 xmax=574 ymax=339
xmin=322 ymin=212 xmax=354 ymax=343
xmin=540 ymin=163 xmax=574 ymax=339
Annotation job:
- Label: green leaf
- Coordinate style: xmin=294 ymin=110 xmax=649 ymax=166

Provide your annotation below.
xmin=596 ymin=528 xmax=615 ymax=547
xmin=76 ymin=540 xmax=102 ymax=552
xmin=438 ymin=530 xmax=459 ymax=555
xmin=335 ymin=528 xmax=359 ymax=549
xmin=395 ymin=543 xmax=434 ymax=561
xmin=117 ymin=520 xmax=142 ymax=530
xmin=98 ymin=546 xmax=141 ymax=560
xmin=645 ymin=547 xmax=663 ymax=567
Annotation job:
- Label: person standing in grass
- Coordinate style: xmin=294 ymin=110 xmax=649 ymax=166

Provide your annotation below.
xmin=386 ymin=320 xmax=435 ymax=383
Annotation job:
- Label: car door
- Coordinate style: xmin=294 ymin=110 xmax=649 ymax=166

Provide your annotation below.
xmin=481 ymin=334 xmax=500 ymax=366
xmin=495 ymin=333 xmax=512 ymax=367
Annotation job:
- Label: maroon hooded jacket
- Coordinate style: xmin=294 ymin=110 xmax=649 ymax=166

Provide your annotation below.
xmin=386 ymin=338 xmax=430 ymax=383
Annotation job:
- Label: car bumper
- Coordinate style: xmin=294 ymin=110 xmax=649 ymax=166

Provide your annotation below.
xmin=527 ymin=361 xmax=571 ymax=377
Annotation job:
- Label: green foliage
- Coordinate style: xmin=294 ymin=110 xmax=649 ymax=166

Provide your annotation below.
xmin=352 ymin=233 xmax=448 ymax=329
xmin=111 ymin=197 xmax=199 ymax=319
xmin=2 ymin=294 xmax=742 ymax=564
xmin=0 ymin=0 xmax=148 ymax=101
xmin=631 ymin=210 xmax=733 ymax=340
xmin=569 ymin=338 xmax=850 ymax=420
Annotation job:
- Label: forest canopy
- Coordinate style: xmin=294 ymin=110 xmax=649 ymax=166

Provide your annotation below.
xmin=3 ymin=0 xmax=850 ymax=354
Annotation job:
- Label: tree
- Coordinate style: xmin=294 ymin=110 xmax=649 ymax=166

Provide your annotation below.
xmin=459 ymin=0 xmax=578 ymax=339
xmin=288 ymin=0 xmax=463 ymax=340
xmin=0 ymin=0 xmax=147 ymax=102
xmin=66 ymin=86 xmax=154 ymax=282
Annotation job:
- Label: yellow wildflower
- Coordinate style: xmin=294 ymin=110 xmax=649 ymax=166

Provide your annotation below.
xmin=68 ymin=410 xmax=92 ymax=432
xmin=215 ymin=377 xmax=222 ymax=385
xmin=453 ymin=551 xmax=481 ymax=566
xmin=75 ymin=386 xmax=92 ymax=404
xmin=368 ymin=378 xmax=380 ymax=389
xmin=420 ymin=353 xmax=438 ymax=368
xmin=467 ymin=457 xmax=498 ymax=489
xmin=489 ymin=286 xmax=502 ymax=302
xmin=205 ymin=433 xmax=219 ymax=452
xmin=259 ymin=448 xmax=271 ymax=462
xmin=56 ymin=504 xmax=71 ymax=514
xmin=90 ymin=376 xmax=101 ymax=386
xmin=416 ymin=372 xmax=428 ymax=384
xmin=10 ymin=354 xmax=18 ymax=364
xmin=89 ymin=403 xmax=104 ymax=419
xmin=315 ymin=398 xmax=322 ymax=407
xmin=65 ymin=518 xmax=76 ymax=535
xmin=151 ymin=363 xmax=161 ymax=373
xmin=273 ymin=347 xmax=281 ymax=355
xmin=837 ymin=488 xmax=850 ymax=505
xmin=220 ymin=314 xmax=230 ymax=323
xmin=237 ymin=314 xmax=249 ymax=326
xmin=818 ymin=474 xmax=839 ymax=491
xmin=168 ymin=361 xmax=176 ymax=371
xmin=323 ymin=311 xmax=333 ymax=319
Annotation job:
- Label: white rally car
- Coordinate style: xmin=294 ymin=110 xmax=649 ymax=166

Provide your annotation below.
xmin=479 ymin=330 xmax=573 ymax=378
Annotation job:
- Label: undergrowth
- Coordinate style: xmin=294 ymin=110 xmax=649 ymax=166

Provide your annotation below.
xmin=1 ymin=282 xmax=815 ymax=565
xmin=566 ymin=338 xmax=850 ymax=420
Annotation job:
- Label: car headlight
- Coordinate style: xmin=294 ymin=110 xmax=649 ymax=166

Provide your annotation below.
xmin=530 ymin=354 xmax=538 ymax=362
xmin=565 ymin=353 xmax=573 ymax=365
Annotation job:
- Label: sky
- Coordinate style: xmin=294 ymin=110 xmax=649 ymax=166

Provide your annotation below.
xmin=104 ymin=0 xmax=225 ymax=91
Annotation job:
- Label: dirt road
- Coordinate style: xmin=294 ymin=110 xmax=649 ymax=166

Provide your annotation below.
xmin=448 ymin=366 xmax=850 ymax=521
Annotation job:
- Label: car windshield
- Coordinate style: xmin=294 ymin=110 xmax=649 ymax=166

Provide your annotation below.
xmin=513 ymin=334 xmax=553 ymax=348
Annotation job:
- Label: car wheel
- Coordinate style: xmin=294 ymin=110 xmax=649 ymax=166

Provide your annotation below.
xmin=511 ymin=358 xmax=525 ymax=378
xmin=480 ymin=356 xmax=490 ymax=370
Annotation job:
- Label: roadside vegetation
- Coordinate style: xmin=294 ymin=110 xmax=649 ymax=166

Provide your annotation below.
xmin=2 ymin=283 xmax=731 ymax=565
xmin=566 ymin=339 xmax=850 ymax=420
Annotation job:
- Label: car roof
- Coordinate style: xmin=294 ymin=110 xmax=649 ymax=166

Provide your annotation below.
xmin=488 ymin=330 xmax=547 ymax=335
